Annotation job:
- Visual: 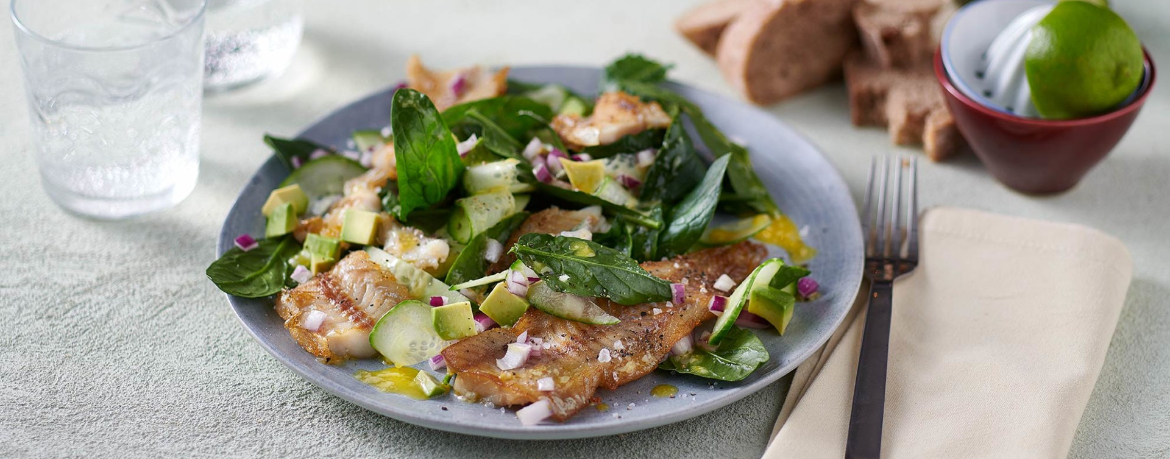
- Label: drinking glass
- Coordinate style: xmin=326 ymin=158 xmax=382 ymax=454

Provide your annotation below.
xmin=11 ymin=0 xmax=206 ymax=220
xmin=203 ymin=0 xmax=302 ymax=91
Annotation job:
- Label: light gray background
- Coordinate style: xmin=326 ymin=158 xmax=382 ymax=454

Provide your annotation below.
xmin=1 ymin=1 xmax=1166 ymax=457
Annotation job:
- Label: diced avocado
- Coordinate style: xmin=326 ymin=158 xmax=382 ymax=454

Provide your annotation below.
xmin=262 ymin=184 xmax=309 ymax=216
xmin=304 ymin=233 xmax=341 ymax=260
xmin=709 ymin=258 xmax=787 ymax=345
xmin=432 ymin=301 xmax=477 ymax=340
xmin=594 ymin=177 xmax=638 ymax=208
xmin=563 ymin=159 xmax=607 ymax=194
xmin=558 ymin=96 xmax=588 ymax=116
xmin=265 ymin=203 xmax=298 ymax=237
xmin=748 ymin=287 xmax=796 ymax=335
xmin=413 ymin=370 xmax=448 ymax=398
xmin=341 ymin=209 xmax=380 ymax=245
xmin=310 ymin=253 xmax=336 ymax=275
xmin=480 ymin=282 xmax=530 ymax=327
xmin=288 ymin=250 xmax=310 ymax=269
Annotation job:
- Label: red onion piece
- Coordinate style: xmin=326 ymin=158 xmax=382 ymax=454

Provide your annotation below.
xmin=522 ymin=138 xmax=544 ymax=160
xmin=449 ymin=73 xmax=467 ymax=97
xmin=671 ymin=283 xmax=685 ymax=305
xmin=309 ymin=149 xmax=329 ymax=160
xmin=618 ymin=174 xmax=642 ymax=189
xmin=516 ymin=331 xmax=528 ymax=344
xmin=671 ymin=335 xmax=693 ymax=356
xmin=302 ymin=310 xmax=326 ymax=332
xmin=708 ymin=295 xmax=728 ymax=314
xmin=516 ymin=399 xmax=552 ymax=426
xmin=506 ymin=270 xmax=530 ymax=297
xmin=429 ymin=296 xmax=446 ymax=307
xmin=735 ymin=310 xmax=771 ymax=329
xmin=429 ymin=354 xmax=446 ymax=371
xmin=546 ymin=155 xmax=564 ymax=176
xmin=484 ymin=239 xmax=504 ymax=263
xmin=797 ymin=277 xmax=819 ymax=297
xmin=548 ymin=148 xmax=568 ymax=160
xmin=456 ymin=134 xmax=478 ymax=157
xmin=474 ymin=313 xmax=498 ymax=333
xmin=340 ymin=150 xmax=361 ymax=161
xmin=571 ymin=153 xmax=592 ymax=162
xmin=496 ymin=343 xmax=532 ymax=370
xmin=533 ymin=164 xmax=553 ymax=183
xmin=537 ymin=376 xmax=555 ymax=391
xmin=234 ymin=234 xmax=258 ymax=252
xmin=636 ymin=149 xmax=657 ymax=168
xmin=291 ymin=156 xmax=303 ymax=169
xmin=290 ymin=265 xmax=312 ymax=284
xmin=392 ymin=81 xmax=407 ymax=91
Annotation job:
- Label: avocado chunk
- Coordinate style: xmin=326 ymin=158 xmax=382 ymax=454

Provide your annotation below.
xmin=265 ymin=203 xmax=298 ymax=237
xmin=341 ymin=209 xmax=380 ymax=245
xmin=480 ymin=282 xmax=530 ymax=327
xmin=304 ymin=233 xmax=341 ymax=260
xmin=309 ymin=253 xmax=336 ymax=275
xmin=747 ymin=287 xmax=796 ymax=335
xmin=432 ymin=301 xmax=477 ymax=340
xmin=412 ymin=370 xmax=448 ymax=398
xmin=562 ymin=159 xmax=606 ymax=194
xmin=262 ymin=184 xmax=309 ymax=216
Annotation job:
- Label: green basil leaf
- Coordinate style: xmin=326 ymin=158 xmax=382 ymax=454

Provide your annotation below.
xmin=602 ymin=54 xmax=672 ymax=90
xmin=206 ymin=236 xmax=303 ymax=298
xmin=659 ymin=327 xmax=769 ymax=381
xmin=640 ymin=117 xmax=705 ymax=203
xmin=511 ymin=233 xmax=672 ymax=305
xmin=532 ymin=182 xmax=661 ymax=229
xmin=443 ymin=96 xmax=553 ymax=140
xmin=264 ymin=135 xmax=332 ymax=171
xmin=392 ymin=89 xmax=464 ymax=220
xmin=445 ymin=212 xmax=530 ymax=286
xmin=657 ymin=155 xmax=730 ymax=259
xmin=579 ymin=129 xmax=666 ymax=158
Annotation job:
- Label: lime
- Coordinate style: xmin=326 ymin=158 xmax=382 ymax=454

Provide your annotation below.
xmin=1025 ymin=1 xmax=1143 ymax=119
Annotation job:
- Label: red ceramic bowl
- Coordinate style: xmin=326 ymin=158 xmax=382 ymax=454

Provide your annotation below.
xmin=934 ymin=47 xmax=1156 ymax=194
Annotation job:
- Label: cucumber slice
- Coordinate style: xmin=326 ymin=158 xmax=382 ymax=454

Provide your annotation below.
xmin=709 ymin=258 xmax=786 ymax=345
xmin=701 ymin=214 xmax=772 ymax=246
xmin=526 ymin=281 xmax=619 ymax=325
xmin=368 ymin=300 xmax=445 ymax=367
xmin=448 ymin=191 xmax=516 ymax=244
xmin=559 ymin=96 xmax=588 ymax=116
xmin=463 ymin=159 xmax=534 ymax=195
xmin=523 ymin=84 xmax=568 ymax=112
xmin=279 ymin=155 xmax=368 ymax=204
xmin=364 ymin=247 xmax=471 ymax=303
xmin=594 ymin=177 xmax=638 ymax=208
xmin=352 ymin=129 xmax=388 ymax=153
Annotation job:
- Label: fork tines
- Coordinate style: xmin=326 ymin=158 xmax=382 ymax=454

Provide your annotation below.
xmin=862 ymin=156 xmax=918 ymax=269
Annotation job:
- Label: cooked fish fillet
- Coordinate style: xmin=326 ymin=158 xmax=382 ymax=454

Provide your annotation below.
xmin=406 ymin=55 xmax=509 ymax=112
xmin=442 ymin=241 xmax=768 ymax=420
xmin=275 ymin=251 xmax=411 ymax=363
xmin=551 ymin=91 xmax=673 ymax=150
xmin=487 ymin=207 xmax=604 ymax=275
xmin=295 ymin=143 xmax=396 ymax=241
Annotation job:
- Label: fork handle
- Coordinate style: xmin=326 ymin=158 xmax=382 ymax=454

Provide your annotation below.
xmin=844 ymin=280 xmax=894 ymax=459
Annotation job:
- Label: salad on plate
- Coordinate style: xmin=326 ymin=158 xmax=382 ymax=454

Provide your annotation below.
xmin=207 ymin=54 xmax=819 ymax=425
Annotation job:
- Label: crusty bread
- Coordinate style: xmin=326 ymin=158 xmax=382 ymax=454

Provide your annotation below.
xmin=716 ymin=0 xmax=859 ymax=105
xmin=853 ymin=0 xmax=955 ymax=68
xmin=675 ymin=0 xmax=759 ymax=56
xmin=844 ymin=52 xmax=963 ymax=160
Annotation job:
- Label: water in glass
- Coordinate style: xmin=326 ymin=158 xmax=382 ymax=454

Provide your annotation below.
xmin=203 ymin=0 xmax=303 ymax=91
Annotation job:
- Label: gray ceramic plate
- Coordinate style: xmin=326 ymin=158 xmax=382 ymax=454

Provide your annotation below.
xmin=217 ymin=66 xmax=863 ymax=440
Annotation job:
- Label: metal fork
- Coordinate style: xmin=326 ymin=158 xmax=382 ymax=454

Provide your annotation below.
xmin=844 ymin=156 xmax=919 ymax=459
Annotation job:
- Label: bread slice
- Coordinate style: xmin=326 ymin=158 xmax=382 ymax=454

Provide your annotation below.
xmin=844 ymin=52 xmax=963 ymax=160
xmin=675 ymin=0 xmax=759 ymax=56
xmin=716 ymin=0 xmax=859 ymax=105
xmin=853 ymin=0 xmax=956 ymax=68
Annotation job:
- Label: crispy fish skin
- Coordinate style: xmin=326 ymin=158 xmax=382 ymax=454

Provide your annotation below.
xmin=442 ymin=241 xmax=768 ymax=420
xmin=551 ymin=91 xmax=673 ymax=150
xmin=275 ymin=251 xmax=411 ymax=363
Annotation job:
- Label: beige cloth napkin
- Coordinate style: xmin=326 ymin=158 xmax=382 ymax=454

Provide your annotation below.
xmin=764 ymin=207 xmax=1133 ymax=459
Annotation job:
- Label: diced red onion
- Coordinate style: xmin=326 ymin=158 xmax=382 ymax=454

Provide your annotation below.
xmin=341 ymin=150 xmax=361 ymax=161
xmin=290 ymin=265 xmax=312 ymax=284
xmin=516 ymin=331 xmax=528 ymax=344
xmin=671 ymin=283 xmax=686 ymax=305
xmin=392 ymin=81 xmax=407 ymax=91
xmin=708 ymin=295 xmax=728 ymax=315
xmin=474 ymin=313 xmax=497 ymax=333
xmin=429 ymin=296 xmax=447 ymax=307
xmin=528 ymin=277 xmax=541 ymax=284
xmin=530 ymin=337 xmax=543 ymax=345
xmin=697 ymin=330 xmax=716 ymax=351
xmin=359 ymin=150 xmax=374 ymax=168
xmin=546 ymin=155 xmax=564 ymax=176
xmin=380 ymin=126 xmax=392 ymax=137
xmin=558 ymin=228 xmax=592 ymax=240
xmin=309 ymin=149 xmax=329 ymax=160
xmin=671 ymin=335 xmax=693 ymax=356
xmin=572 ymin=153 xmax=592 ymax=162
xmin=618 ymin=174 xmax=642 ymax=189
xmin=506 ymin=270 xmax=530 ymax=297
xmin=429 ymin=354 xmax=446 ymax=371
xmin=533 ymin=164 xmax=553 ymax=183
xmin=449 ymin=72 xmax=467 ymax=97
xmin=522 ymin=138 xmax=544 ymax=160
xmin=517 ymin=263 xmax=539 ymax=280
xmin=636 ymin=149 xmax=657 ymax=168
xmin=548 ymin=148 xmax=568 ymax=160
xmin=456 ymin=134 xmax=479 ymax=157
xmin=484 ymin=239 xmax=504 ymax=263
xmin=713 ymin=274 xmax=737 ymax=292
xmin=537 ymin=376 xmax=555 ymax=391
xmin=797 ymin=277 xmax=819 ymax=297
xmin=291 ymin=156 xmax=303 ymax=169
xmin=735 ymin=310 xmax=771 ymax=329
xmin=516 ymin=399 xmax=552 ymax=426
xmin=302 ymin=310 xmax=326 ymax=332
xmin=496 ymin=342 xmax=532 ymax=370
xmin=234 ymin=234 xmax=258 ymax=252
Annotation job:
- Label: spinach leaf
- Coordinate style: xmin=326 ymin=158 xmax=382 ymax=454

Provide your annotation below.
xmin=206 ymin=236 xmax=302 ymax=298
xmin=445 ymin=212 xmax=529 ymax=286
xmin=392 ymin=89 xmax=464 ymax=220
xmin=626 ymin=208 xmax=663 ymax=262
xmin=640 ymin=117 xmax=705 ymax=203
xmin=442 ymin=96 xmax=553 ymax=140
xmin=463 ymin=110 xmax=523 ymax=159
xmin=601 ymin=54 xmax=672 ymax=90
xmin=657 ymin=155 xmax=730 ymax=259
xmin=770 ymin=265 xmax=811 ymax=290
xmin=659 ymin=327 xmax=769 ymax=381
xmin=579 ymin=129 xmax=666 ymax=158
xmin=511 ymin=233 xmax=672 ymax=305
xmin=532 ymin=182 xmax=661 ymax=229
xmin=264 ymin=135 xmax=332 ymax=171
xmin=593 ymin=219 xmax=632 ymax=256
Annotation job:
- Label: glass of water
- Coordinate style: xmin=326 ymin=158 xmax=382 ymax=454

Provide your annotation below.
xmin=203 ymin=0 xmax=302 ymax=91
xmin=11 ymin=0 xmax=206 ymax=220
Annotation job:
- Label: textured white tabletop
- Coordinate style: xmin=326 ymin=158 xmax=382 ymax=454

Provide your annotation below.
xmin=2 ymin=1 xmax=1167 ymax=457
